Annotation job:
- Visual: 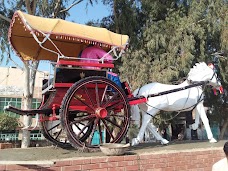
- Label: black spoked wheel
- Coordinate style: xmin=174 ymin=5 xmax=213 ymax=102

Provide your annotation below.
xmin=41 ymin=116 xmax=72 ymax=148
xmin=60 ymin=76 xmax=130 ymax=150
xmin=40 ymin=92 xmax=72 ymax=148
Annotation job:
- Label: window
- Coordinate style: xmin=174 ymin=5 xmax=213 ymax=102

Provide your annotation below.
xmin=32 ymin=98 xmax=41 ymax=109
xmin=0 ymin=97 xmax=41 ymax=118
xmin=0 ymin=97 xmax=21 ymax=118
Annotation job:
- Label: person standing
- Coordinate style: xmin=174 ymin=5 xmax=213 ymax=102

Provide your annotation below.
xmin=212 ymin=141 xmax=228 ymax=171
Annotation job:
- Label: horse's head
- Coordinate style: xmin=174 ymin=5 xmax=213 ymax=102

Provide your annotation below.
xmin=187 ymin=62 xmax=223 ymax=93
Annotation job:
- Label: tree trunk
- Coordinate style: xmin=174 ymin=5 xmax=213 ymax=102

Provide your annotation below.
xmin=21 ymin=61 xmax=32 ymax=148
xmin=21 ymin=117 xmax=32 ymax=148
xmin=20 ymin=0 xmax=38 ymax=149
xmin=219 ymin=118 xmax=228 ymax=140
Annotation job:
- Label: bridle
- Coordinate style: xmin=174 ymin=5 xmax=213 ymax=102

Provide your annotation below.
xmin=208 ymin=63 xmax=223 ymax=94
xmin=208 ymin=63 xmax=219 ymax=82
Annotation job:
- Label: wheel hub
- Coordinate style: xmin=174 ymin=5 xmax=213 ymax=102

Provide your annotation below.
xmin=95 ymin=107 xmax=107 ymax=118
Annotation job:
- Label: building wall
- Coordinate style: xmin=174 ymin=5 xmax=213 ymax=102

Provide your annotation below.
xmin=0 ymin=66 xmax=48 ymax=99
xmin=0 ymin=66 xmax=49 ymax=141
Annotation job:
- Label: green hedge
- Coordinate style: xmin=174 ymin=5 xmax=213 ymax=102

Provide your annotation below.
xmin=0 ymin=113 xmax=19 ymax=131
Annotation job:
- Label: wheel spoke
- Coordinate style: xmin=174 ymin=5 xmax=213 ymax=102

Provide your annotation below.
xmin=95 ymin=82 xmax=100 ymax=107
xmin=101 ymin=85 xmax=108 ymax=105
xmin=74 ymin=118 xmax=95 ymax=138
xmin=68 ymin=112 xmax=91 ymax=118
xmin=54 ymin=129 xmax=62 ymax=140
xmin=73 ymin=124 xmax=86 ymax=137
xmin=83 ymin=85 xmax=96 ymax=108
xmin=47 ymin=123 xmax=60 ymax=132
xmin=101 ymin=119 xmax=115 ymax=140
xmin=109 ymin=114 xmax=125 ymax=118
xmin=73 ymin=95 xmax=95 ymax=112
xmin=105 ymin=115 xmax=125 ymax=123
xmin=102 ymin=93 xmax=119 ymax=108
xmin=104 ymin=118 xmax=122 ymax=129
xmin=87 ymin=118 xmax=99 ymax=145
xmin=70 ymin=114 xmax=96 ymax=124
xmin=106 ymin=100 xmax=125 ymax=110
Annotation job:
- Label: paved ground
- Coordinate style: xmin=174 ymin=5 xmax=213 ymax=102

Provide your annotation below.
xmin=0 ymin=140 xmax=226 ymax=162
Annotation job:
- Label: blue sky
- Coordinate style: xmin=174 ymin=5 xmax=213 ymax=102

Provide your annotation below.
xmin=68 ymin=1 xmax=111 ymax=24
xmin=1 ymin=1 xmax=111 ymax=72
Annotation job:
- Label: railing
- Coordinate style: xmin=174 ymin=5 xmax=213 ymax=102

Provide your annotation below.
xmin=0 ymin=132 xmax=44 ymax=141
xmin=30 ymin=132 xmax=44 ymax=140
xmin=0 ymin=132 xmax=19 ymax=141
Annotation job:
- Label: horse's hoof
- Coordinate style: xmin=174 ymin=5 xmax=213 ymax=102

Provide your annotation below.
xmin=209 ymin=138 xmax=217 ymax=143
xmin=131 ymin=138 xmax=140 ymax=146
xmin=161 ymin=139 xmax=169 ymax=145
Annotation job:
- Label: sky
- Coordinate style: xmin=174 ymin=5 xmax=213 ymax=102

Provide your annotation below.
xmin=1 ymin=1 xmax=111 ymax=72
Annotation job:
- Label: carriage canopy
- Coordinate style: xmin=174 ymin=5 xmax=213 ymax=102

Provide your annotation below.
xmin=8 ymin=10 xmax=129 ymax=61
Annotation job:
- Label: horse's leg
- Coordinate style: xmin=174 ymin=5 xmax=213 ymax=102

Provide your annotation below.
xmin=191 ymin=108 xmax=200 ymax=130
xmin=132 ymin=110 xmax=153 ymax=146
xmin=145 ymin=128 xmax=150 ymax=142
xmin=131 ymin=105 xmax=141 ymax=128
xmin=147 ymin=123 xmax=169 ymax=145
xmin=196 ymin=103 xmax=217 ymax=143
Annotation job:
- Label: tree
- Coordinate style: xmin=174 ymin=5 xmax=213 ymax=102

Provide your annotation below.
xmin=119 ymin=0 xmax=227 ymax=137
xmin=101 ymin=0 xmax=142 ymax=47
xmin=97 ymin=0 xmax=143 ymax=75
xmin=0 ymin=113 xmax=19 ymax=131
xmin=0 ymin=0 xmax=95 ymax=148
xmin=88 ymin=0 xmax=228 ymax=139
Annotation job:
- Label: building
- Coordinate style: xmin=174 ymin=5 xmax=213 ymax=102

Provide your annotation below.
xmin=0 ymin=66 xmax=49 ymax=141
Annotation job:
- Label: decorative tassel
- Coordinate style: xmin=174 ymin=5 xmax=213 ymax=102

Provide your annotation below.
xmin=219 ymin=86 xmax=224 ymax=94
xmin=213 ymin=88 xmax=217 ymax=95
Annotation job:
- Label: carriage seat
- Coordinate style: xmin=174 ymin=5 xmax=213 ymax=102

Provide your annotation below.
xmin=42 ymin=60 xmax=114 ymax=93
xmin=42 ymin=60 xmax=128 ymax=95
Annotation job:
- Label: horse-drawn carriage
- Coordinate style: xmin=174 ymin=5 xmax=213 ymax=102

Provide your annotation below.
xmin=6 ymin=11 xmax=223 ymax=150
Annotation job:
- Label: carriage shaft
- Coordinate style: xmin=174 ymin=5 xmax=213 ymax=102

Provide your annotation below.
xmin=4 ymin=105 xmax=52 ymax=116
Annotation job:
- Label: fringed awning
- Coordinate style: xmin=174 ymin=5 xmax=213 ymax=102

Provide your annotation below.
xmin=8 ymin=10 xmax=129 ymax=61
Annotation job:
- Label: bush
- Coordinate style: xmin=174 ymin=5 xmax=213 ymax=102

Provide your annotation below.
xmin=0 ymin=113 xmax=19 ymax=131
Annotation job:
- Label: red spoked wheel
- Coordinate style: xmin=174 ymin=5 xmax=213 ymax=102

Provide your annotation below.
xmin=60 ymin=76 xmax=130 ymax=150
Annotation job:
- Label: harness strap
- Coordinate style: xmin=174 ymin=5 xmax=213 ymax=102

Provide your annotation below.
xmin=139 ymin=81 xmax=207 ymax=122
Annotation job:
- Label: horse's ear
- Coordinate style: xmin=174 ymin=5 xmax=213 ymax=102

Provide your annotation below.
xmin=208 ymin=63 xmax=214 ymax=69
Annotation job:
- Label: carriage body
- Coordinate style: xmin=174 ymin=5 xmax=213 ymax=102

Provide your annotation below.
xmin=40 ymin=59 xmax=133 ymax=149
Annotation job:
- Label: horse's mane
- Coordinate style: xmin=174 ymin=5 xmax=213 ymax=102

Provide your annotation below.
xmin=187 ymin=62 xmax=211 ymax=81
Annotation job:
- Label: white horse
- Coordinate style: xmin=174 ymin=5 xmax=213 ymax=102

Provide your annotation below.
xmin=131 ymin=62 xmax=222 ymax=146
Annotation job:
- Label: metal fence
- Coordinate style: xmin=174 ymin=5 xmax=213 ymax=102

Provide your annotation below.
xmin=0 ymin=132 xmax=44 ymax=141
